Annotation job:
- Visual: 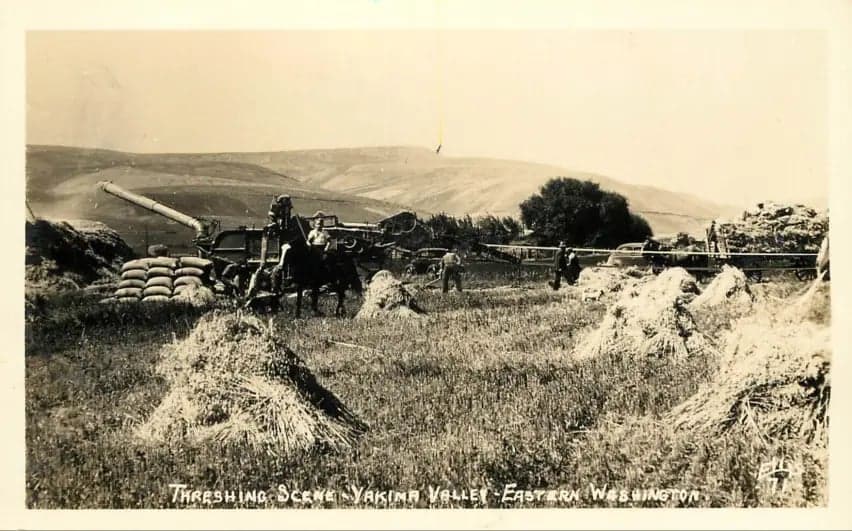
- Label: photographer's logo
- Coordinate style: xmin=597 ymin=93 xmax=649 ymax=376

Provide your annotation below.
xmin=757 ymin=457 xmax=803 ymax=494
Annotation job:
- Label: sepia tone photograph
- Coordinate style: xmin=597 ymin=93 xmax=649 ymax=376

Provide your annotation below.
xmin=10 ymin=2 xmax=852 ymax=526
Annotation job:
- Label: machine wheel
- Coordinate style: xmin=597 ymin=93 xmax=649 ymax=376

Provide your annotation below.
xmin=426 ymin=264 xmax=441 ymax=277
xmin=403 ymin=264 xmax=416 ymax=277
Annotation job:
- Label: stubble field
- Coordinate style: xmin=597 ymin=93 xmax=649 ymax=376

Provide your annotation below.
xmin=24 ymin=273 xmax=828 ymax=509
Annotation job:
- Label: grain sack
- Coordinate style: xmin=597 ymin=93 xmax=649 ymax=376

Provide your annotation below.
xmin=174 ymin=275 xmax=204 ymax=288
xmin=175 ymin=267 xmax=205 ymax=278
xmin=145 ymin=276 xmax=174 ymax=290
xmin=355 ymin=270 xmax=425 ymax=319
xmin=147 ymin=266 xmax=175 ymax=278
xmin=115 ymin=287 xmax=143 ymax=298
xmin=143 ymin=285 xmax=173 ymax=298
xmin=573 ymin=268 xmax=711 ymax=362
xmin=121 ymin=259 xmax=150 ymax=273
xmin=121 ymin=269 xmax=147 ymax=281
xmin=147 ymin=257 xmax=179 ymax=269
xmin=118 ymin=278 xmax=146 ymax=290
xmin=142 ymin=295 xmax=172 ymax=303
xmin=178 ymin=256 xmax=213 ymax=270
xmin=136 ymin=311 xmax=366 ymax=456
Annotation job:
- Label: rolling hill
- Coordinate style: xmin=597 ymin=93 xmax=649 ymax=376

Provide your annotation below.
xmin=26 ymin=144 xmax=738 ymax=255
xmin=206 ymin=146 xmax=738 ymax=236
xmin=26 ymin=145 xmax=415 ymax=254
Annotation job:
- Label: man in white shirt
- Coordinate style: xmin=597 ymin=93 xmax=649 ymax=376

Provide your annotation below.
xmin=439 ymin=248 xmax=463 ymax=293
xmin=307 ymin=218 xmax=332 ymax=265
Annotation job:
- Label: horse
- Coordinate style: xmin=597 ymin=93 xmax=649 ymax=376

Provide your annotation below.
xmin=276 ymin=237 xmax=363 ymax=317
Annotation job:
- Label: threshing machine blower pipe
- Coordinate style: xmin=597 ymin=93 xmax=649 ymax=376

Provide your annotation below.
xmin=96 ymin=181 xmax=211 ymax=240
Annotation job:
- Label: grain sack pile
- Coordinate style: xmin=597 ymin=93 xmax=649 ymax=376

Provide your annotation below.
xmin=355 ymin=270 xmax=425 ymax=319
xmin=690 ymin=265 xmax=754 ymax=313
xmin=577 ymin=266 xmax=652 ymax=301
xmin=669 ymin=283 xmax=830 ymax=443
xmin=136 ymin=311 xmax=366 ymax=455
xmin=25 ymin=218 xmax=134 ymax=294
xmin=110 ymin=256 xmax=215 ymax=306
xmin=573 ymin=268 xmax=712 ymax=362
xmin=716 ymin=202 xmax=828 ymax=253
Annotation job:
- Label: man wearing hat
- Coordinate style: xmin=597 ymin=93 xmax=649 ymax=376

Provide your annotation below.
xmin=268 ymin=194 xmax=293 ymax=233
xmin=550 ymin=241 xmax=569 ymax=290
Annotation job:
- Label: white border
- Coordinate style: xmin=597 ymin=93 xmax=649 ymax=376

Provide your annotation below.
xmin=2 ymin=1 xmax=851 ymax=529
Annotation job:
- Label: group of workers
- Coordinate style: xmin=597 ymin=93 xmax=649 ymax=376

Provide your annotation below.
xmin=264 ymin=194 xmax=589 ymax=295
xmin=551 ymin=241 xmax=581 ymax=290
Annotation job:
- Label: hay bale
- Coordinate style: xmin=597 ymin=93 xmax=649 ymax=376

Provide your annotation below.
xmin=355 ymin=270 xmax=425 ymax=319
xmin=136 ymin=311 xmax=366 ymax=455
xmin=691 ymin=265 xmax=754 ymax=311
xmin=669 ymin=292 xmax=830 ymax=443
xmin=573 ymin=268 xmax=711 ymax=362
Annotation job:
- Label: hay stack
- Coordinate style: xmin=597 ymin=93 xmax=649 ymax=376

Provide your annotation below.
xmin=669 ymin=287 xmax=830 ymax=443
xmin=577 ymin=266 xmax=652 ymax=301
xmin=691 ymin=265 xmax=754 ymax=312
xmin=716 ymin=202 xmax=827 ymax=253
xmin=25 ymin=218 xmax=133 ymax=295
xmin=137 ymin=311 xmax=366 ymax=455
xmin=573 ymin=268 xmax=711 ymax=362
xmin=355 ymin=270 xmax=425 ymax=319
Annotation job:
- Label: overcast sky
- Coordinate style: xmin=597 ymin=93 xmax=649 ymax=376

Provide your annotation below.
xmin=26 ymin=30 xmax=827 ymax=205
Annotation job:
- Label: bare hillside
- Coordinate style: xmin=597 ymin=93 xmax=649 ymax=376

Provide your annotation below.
xmin=209 ymin=146 xmax=737 ymax=235
xmin=26 ymin=145 xmax=414 ymax=254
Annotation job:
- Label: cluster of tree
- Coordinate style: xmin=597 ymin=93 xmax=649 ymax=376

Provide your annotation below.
xmin=520 ymin=177 xmax=652 ymax=247
xmin=422 ymin=212 xmax=523 ymax=246
xmin=418 ymin=177 xmax=652 ymax=250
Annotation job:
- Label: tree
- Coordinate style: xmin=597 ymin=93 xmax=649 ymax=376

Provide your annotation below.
xmin=519 ymin=177 xmax=652 ymax=247
xmin=475 ymin=214 xmax=522 ymax=244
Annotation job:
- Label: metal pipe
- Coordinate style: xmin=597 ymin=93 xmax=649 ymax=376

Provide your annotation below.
xmin=97 ymin=181 xmax=209 ymax=239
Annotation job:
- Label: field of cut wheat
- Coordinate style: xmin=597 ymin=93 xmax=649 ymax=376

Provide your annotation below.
xmin=24 ymin=271 xmax=829 ymax=509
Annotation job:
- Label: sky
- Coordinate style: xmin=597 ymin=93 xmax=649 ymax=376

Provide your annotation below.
xmin=26 ymin=30 xmax=827 ymax=205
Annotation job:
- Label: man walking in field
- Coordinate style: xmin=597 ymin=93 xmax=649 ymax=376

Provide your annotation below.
xmin=440 ymin=247 xmax=463 ymax=293
xmin=550 ymin=241 xmax=569 ymax=290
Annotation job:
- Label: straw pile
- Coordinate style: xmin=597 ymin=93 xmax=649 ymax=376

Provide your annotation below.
xmin=109 ymin=256 xmax=215 ymax=306
xmin=355 ymin=270 xmax=425 ymax=319
xmin=25 ymin=218 xmax=134 ymax=294
xmin=669 ymin=282 xmax=830 ymax=443
xmin=136 ymin=311 xmax=366 ymax=455
xmin=716 ymin=202 xmax=828 ymax=253
xmin=573 ymin=268 xmax=712 ymax=362
xmin=691 ymin=265 xmax=754 ymax=312
xmin=577 ymin=266 xmax=652 ymax=301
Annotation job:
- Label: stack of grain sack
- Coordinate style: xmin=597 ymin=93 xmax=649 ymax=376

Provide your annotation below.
xmin=716 ymin=202 xmax=828 ymax=253
xmin=111 ymin=256 xmax=215 ymax=306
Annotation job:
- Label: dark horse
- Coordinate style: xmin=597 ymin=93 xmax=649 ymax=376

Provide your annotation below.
xmin=274 ymin=237 xmax=363 ymax=317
